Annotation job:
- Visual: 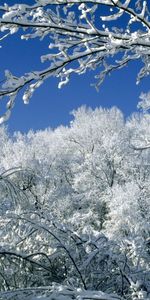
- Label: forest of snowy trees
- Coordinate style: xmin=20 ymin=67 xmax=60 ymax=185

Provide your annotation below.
xmin=0 ymin=0 xmax=150 ymax=299
xmin=0 ymin=107 xmax=149 ymax=299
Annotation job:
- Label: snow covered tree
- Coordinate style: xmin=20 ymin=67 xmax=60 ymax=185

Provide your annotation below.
xmin=0 ymin=107 xmax=149 ymax=299
xmin=0 ymin=0 xmax=150 ymax=121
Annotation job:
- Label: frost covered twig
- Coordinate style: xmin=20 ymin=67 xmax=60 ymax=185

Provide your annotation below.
xmin=0 ymin=0 xmax=150 ymax=121
xmin=0 ymin=284 xmax=124 ymax=300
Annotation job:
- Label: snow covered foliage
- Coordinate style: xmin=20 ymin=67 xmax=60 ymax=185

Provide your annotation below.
xmin=0 ymin=107 xmax=149 ymax=299
xmin=0 ymin=285 xmax=123 ymax=300
xmin=0 ymin=0 xmax=150 ymax=120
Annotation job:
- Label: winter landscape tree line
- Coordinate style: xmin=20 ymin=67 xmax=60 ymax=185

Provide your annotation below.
xmin=0 ymin=107 xmax=149 ymax=299
xmin=0 ymin=1 xmax=150 ymax=300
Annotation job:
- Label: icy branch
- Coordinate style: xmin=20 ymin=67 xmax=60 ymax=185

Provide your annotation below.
xmin=0 ymin=0 xmax=150 ymax=121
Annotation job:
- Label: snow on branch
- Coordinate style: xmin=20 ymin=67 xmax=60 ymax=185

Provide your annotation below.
xmin=137 ymin=91 xmax=150 ymax=112
xmin=0 ymin=0 xmax=150 ymax=121
xmin=0 ymin=284 xmax=124 ymax=300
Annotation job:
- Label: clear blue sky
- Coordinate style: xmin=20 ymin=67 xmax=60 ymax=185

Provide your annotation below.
xmin=0 ymin=0 xmax=149 ymax=133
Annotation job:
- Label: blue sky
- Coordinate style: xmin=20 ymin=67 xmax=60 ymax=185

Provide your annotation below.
xmin=0 ymin=1 xmax=149 ymax=133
